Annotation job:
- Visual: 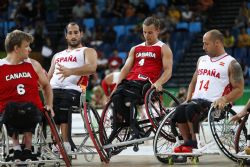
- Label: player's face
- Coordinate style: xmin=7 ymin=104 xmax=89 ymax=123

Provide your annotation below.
xmin=16 ymin=40 xmax=31 ymax=59
xmin=202 ymin=33 xmax=216 ymax=57
xmin=143 ymin=24 xmax=160 ymax=45
xmin=65 ymin=24 xmax=82 ymax=48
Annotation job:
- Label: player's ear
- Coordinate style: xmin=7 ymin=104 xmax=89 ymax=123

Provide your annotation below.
xmin=14 ymin=45 xmax=19 ymax=52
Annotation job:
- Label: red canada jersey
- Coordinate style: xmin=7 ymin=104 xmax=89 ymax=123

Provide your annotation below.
xmin=126 ymin=41 xmax=164 ymax=83
xmin=0 ymin=59 xmax=43 ymax=113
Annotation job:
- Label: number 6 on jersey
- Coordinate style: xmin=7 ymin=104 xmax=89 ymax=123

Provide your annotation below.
xmin=17 ymin=84 xmax=25 ymax=95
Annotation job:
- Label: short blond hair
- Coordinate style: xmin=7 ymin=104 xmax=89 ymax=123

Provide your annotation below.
xmin=5 ymin=30 xmax=33 ymax=53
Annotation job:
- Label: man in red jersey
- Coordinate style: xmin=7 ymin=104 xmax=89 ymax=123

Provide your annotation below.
xmin=0 ymin=30 xmax=53 ymax=160
xmin=111 ymin=16 xmax=173 ymax=139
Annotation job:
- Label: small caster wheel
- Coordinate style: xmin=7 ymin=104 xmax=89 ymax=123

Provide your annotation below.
xmin=54 ymin=162 xmax=60 ymax=167
xmin=168 ymin=157 xmax=174 ymax=165
xmin=191 ymin=156 xmax=199 ymax=165
xmin=84 ymin=153 xmax=94 ymax=162
xmin=38 ymin=163 xmax=45 ymax=167
xmin=238 ymin=159 xmax=245 ymax=167
xmin=133 ymin=145 xmax=139 ymax=152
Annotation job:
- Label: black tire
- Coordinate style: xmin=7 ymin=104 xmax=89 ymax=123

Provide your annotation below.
xmin=153 ymin=110 xmax=176 ymax=163
xmin=234 ymin=114 xmax=248 ymax=153
xmin=99 ymin=100 xmax=131 ymax=157
xmin=83 ymin=103 xmax=109 ymax=163
xmin=0 ymin=124 xmax=9 ymax=161
xmin=145 ymin=88 xmax=179 ymax=130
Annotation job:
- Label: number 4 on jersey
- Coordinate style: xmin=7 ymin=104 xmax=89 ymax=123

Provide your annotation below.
xmin=199 ymin=80 xmax=210 ymax=91
xmin=138 ymin=59 xmax=145 ymax=66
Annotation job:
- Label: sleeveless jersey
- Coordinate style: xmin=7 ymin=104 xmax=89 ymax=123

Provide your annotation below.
xmin=50 ymin=47 xmax=88 ymax=92
xmin=0 ymin=58 xmax=43 ymax=112
xmin=126 ymin=41 xmax=164 ymax=83
xmin=192 ymin=54 xmax=234 ymax=102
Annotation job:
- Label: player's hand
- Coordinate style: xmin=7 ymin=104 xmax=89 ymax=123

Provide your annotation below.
xmin=152 ymin=82 xmax=162 ymax=92
xmin=213 ymin=96 xmax=227 ymax=110
xmin=229 ymin=114 xmax=241 ymax=123
xmin=108 ymin=85 xmax=117 ymax=101
xmin=56 ymin=63 xmax=71 ymax=81
xmin=44 ymin=105 xmax=55 ymax=117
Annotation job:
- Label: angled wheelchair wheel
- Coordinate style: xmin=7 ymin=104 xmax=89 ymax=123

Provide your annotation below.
xmin=33 ymin=123 xmax=45 ymax=154
xmin=99 ymin=100 xmax=131 ymax=157
xmin=234 ymin=114 xmax=248 ymax=153
xmin=153 ymin=109 xmax=176 ymax=163
xmin=83 ymin=102 xmax=109 ymax=163
xmin=145 ymin=88 xmax=179 ymax=130
xmin=44 ymin=111 xmax=71 ymax=167
xmin=208 ymin=105 xmax=247 ymax=162
xmin=0 ymin=124 xmax=9 ymax=161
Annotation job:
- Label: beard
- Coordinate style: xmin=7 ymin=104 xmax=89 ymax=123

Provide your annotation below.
xmin=68 ymin=40 xmax=81 ymax=48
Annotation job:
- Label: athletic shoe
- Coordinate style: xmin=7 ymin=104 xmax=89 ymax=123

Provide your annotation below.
xmin=23 ymin=149 xmax=38 ymax=161
xmin=174 ymin=145 xmax=183 ymax=153
xmin=63 ymin=142 xmax=71 ymax=154
xmin=181 ymin=146 xmax=193 ymax=153
xmin=13 ymin=150 xmax=22 ymax=160
xmin=51 ymin=144 xmax=59 ymax=154
xmin=245 ymin=147 xmax=250 ymax=155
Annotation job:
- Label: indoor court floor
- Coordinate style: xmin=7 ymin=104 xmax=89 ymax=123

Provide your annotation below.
xmin=72 ymin=154 xmax=240 ymax=167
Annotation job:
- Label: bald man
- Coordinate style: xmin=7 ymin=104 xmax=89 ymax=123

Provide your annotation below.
xmin=172 ymin=29 xmax=244 ymax=153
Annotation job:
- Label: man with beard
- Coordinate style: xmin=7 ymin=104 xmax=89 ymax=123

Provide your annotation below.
xmin=48 ymin=22 xmax=97 ymax=153
xmin=172 ymin=29 xmax=244 ymax=153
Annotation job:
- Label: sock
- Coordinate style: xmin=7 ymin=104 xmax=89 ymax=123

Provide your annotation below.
xmin=24 ymin=148 xmax=32 ymax=151
xmin=13 ymin=145 xmax=21 ymax=151
xmin=64 ymin=142 xmax=71 ymax=148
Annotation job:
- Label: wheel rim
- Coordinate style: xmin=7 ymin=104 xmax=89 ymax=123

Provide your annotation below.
xmin=208 ymin=106 xmax=243 ymax=162
xmin=145 ymin=88 xmax=179 ymax=130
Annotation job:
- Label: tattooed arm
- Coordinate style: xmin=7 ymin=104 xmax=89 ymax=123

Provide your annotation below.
xmin=213 ymin=60 xmax=244 ymax=109
xmin=225 ymin=60 xmax=244 ymax=102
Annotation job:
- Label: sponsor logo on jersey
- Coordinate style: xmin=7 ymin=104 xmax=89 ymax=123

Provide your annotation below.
xmin=6 ymin=72 xmax=32 ymax=81
xmin=136 ymin=52 xmax=156 ymax=58
xmin=55 ymin=55 xmax=77 ymax=63
xmin=138 ymin=74 xmax=148 ymax=80
xmin=197 ymin=68 xmax=220 ymax=78
xmin=219 ymin=62 xmax=225 ymax=66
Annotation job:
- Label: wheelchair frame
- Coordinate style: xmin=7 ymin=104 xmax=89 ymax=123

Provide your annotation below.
xmin=153 ymin=106 xmax=222 ymax=165
xmin=63 ymin=92 xmax=99 ymax=162
xmin=0 ymin=110 xmax=71 ymax=167
xmin=84 ymin=87 xmax=178 ymax=163
xmin=208 ymin=105 xmax=249 ymax=166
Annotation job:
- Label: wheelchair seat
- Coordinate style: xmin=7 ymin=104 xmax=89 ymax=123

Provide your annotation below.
xmin=2 ymin=102 xmax=42 ymax=136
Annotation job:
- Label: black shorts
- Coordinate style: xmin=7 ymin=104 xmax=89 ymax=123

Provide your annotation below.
xmin=53 ymin=89 xmax=81 ymax=124
xmin=2 ymin=102 xmax=42 ymax=137
xmin=111 ymin=79 xmax=150 ymax=123
xmin=172 ymin=98 xmax=212 ymax=123
xmin=112 ymin=79 xmax=151 ymax=105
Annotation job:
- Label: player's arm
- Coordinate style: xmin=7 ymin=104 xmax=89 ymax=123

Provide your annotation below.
xmin=231 ymin=99 xmax=250 ymax=122
xmin=47 ymin=55 xmax=56 ymax=80
xmin=224 ymin=60 xmax=244 ymax=102
xmin=57 ymin=48 xmax=97 ymax=77
xmin=153 ymin=44 xmax=173 ymax=91
xmin=31 ymin=59 xmax=54 ymax=112
xmin=214 ymin=60 xmax=244 ymax=109
xmin=116 ymin=46 xmax=135 ymax=85
xmin=186 ymin=59 xmax=200 ymax=101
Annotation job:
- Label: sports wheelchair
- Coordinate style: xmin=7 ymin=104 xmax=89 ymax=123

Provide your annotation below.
xmin=153 ymin=103 xmax=238 ymax=165
xmin=66 ymin=90 xmax=99 ymax=162
xmin=49 ymin=84 xmax=100 ymax=162
xmin=208 ymin=105 xmax=249 ymax=166
xmin=0 ymin=102 xmax=71 ymax=167
xmin=84 ymin=87 xmax=179 ymax=163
